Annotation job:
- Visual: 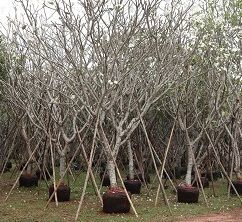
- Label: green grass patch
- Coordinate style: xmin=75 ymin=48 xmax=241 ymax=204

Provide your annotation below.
xmin=0 ymin=171 xmax=241 ymax=222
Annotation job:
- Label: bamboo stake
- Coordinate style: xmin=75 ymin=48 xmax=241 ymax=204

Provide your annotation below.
xmin=49 ymin=136 xmax=58 ymax=206
xmin=78 ymin=137 xmax=103 ymax=202
xmin=155 ymin=120 xmax=176 ymax=206
xmin=133 ymin=152 xmax=150 ymax=194
xmin=204 ymin=129 xmax=242 ymax=204
xmin=74 ymin=145 xmax=97 ymax=221
xmin=99 ymin=168 xmax=107 ymax=193
xmin=139 ymin=115 xmax=171 ymax=214
xmin=73 ymin=126 xmax=103 ymax=202
xmin=5 ymin=142 xmax=40 ymax=201
xmin=115 ymin=159 xmax=139 ymax=217
xmin=207 ymin=147 xmax=216 ymax=197
xmin=75 ymin=116 xmax=101 ymax=221
xmin=0 ymin=131 xmax=17 ymax=178
xmin=191 ymin=151 xmax=209 ymax=207
xmin=228 ymin=153 xmax=235 ymax=197
xmin=149 ymin=142 xmax=177 ymax=191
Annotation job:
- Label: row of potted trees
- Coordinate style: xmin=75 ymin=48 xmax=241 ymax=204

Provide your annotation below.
xmin=10 ymin=160 xmax=241 ymax=214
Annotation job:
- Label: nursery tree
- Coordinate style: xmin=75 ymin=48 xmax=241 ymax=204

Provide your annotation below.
xmin=2 ymin=0 xmax=242 ymax=216
xmin=199 ymin=0 xmax=242 ymax=181
xmin=0 ymin=36 xmax=11 ymax=170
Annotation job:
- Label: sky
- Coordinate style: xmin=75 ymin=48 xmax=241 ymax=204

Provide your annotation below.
xmin=0 ymin=0 xmax=15 ymax=25
xmin=0 ymin=0 xmax=45 ymax=27
xmin=0 ymin=0 xmax=200 ymax=30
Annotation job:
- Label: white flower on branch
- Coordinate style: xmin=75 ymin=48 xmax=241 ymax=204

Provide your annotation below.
xmin=231 ymin=26 xmax=240 ymax=31
xmin=221 ymin=67 xmax=227 ymax=72
xmin=224 ymin=53 xmax=230 ymax=58
xmin=49 ymin=97 xmax=58 ymax=104
xmin=108 ymin=80 xmax=113 ymax=85
xmin=238 ymin=30 xmax=242 ymax=38
xmin=200 ymin=43 xmax=205 ymax=48
xmin=115 ymin=4 xmax=121 ymax=9
xmin=231 ymin=48 xmax=240 ymax=53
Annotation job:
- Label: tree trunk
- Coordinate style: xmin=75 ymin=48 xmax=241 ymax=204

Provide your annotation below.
xmin=232 ymin=98 xmax=241 ymax=180
xmin=60 ymin=153 xmax=66 ymax=181
xmin=43 ymin=145 xmax=49 ymax=168
xmin=107 ymin=160 xmax=117 ymax=187
xmin=26 ymin=162 xmax=32 ymax=175
xmin=128 ymin=140 xmax=134 ymax=180
xmin=26 ymin=141 xmax=33 ymax=175
xmin=233 ymin=140 xmax=241 ymax=179
xmin=185 ymin=144 xmax=193 ymax=185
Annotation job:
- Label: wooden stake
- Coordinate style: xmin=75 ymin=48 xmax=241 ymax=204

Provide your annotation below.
xmin=5 ymin=142 xmax=39 ymax=201
xmin=205 ymin=129 xmax=242 ymax=204
xmin=155 ymin=120 xmax=176 ymax=206
xmin=139 ymin=115 xmax=171 ymax=214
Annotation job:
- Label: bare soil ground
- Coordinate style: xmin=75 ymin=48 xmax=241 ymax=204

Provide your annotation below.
xmin=180 ymin=208 xmax=242 ymax=222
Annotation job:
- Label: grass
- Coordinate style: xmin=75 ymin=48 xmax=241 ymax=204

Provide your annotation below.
xmin=0 ymin=170 xmax=241 ymax=222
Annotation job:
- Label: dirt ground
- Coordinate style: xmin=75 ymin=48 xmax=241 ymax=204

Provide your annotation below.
xmin=180 ymin=208 xmax=242 ymax=222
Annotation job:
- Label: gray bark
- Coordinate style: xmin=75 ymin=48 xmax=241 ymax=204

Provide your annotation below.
xmin=128 ymin=140 xmax=134 ymax=180
xmin=107 ymin=160 xmax=117 ymax=187
xmin=185 ymin=144 xmax=193 ymax=185
xmin=60 ymin=153 xmax=66 ymax=180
